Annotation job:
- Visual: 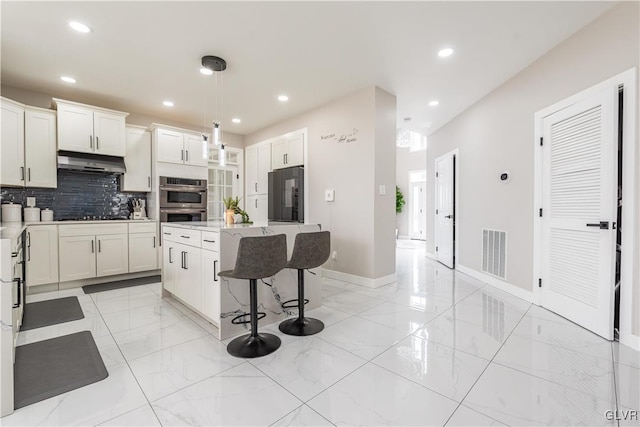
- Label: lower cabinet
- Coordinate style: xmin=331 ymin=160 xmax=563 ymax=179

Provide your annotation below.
xmin=246 ymin=194 xmax=268 ymax=223
xmin=25 ymin=225 xmax=59 ymax=287
xmin=129 ymin=232 xmax=158 ymax=272
xmin=96 ymin=234 xmax=129 ymax=277
xmin=59 ymin=235 xmax=97 ymax=282
xmin=162 ymin=226 xmax=220 ymax=325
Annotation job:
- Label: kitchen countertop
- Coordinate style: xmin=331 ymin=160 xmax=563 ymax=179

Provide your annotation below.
xmin=162 ymin=221 xmax=309 ymax=231
xmin=0 ymin=219 xmax=157 ymax=239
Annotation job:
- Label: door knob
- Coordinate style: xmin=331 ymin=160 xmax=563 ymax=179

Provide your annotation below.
xmin=586 ymin=221 xmax=609 ymax=229
xmin=444 ymin=215 xmax=453 ymax=219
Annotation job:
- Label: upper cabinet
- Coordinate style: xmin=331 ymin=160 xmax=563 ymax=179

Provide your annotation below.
xmin=154 ymin=125 xmax=208 ymax=167
xmin=245 ymin=143 xmax=271 ymax=195
xmin=24 ymin=107 xmax=57 ymax=188
xmin=53 ymin=98 xmax=128 ymax=157
xmin=1 ymin=97 xmax=57 ymax=188
xmin=121 ymin=126 xmax=152 ymax=192
xmin=271 ymin=134 xmax=303 ymax=170
xmin=1 ymin=98 xmax=25 ymax=186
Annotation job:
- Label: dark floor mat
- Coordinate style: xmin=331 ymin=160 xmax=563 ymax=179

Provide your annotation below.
xmin=21 ymin=296 xmax=84 ymax=331
xmin=82 ymin=275 xmax=161 ymax=294
xmin=14 ymin=331 xmax=108 ymax=409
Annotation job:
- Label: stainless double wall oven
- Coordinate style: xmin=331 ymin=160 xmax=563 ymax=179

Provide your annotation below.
xmin=159 ymin=176 xmax=207 ymax=222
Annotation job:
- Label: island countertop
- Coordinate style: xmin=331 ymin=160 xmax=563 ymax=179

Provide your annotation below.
xmin=161 ymin=221 xmax=312 ymax=231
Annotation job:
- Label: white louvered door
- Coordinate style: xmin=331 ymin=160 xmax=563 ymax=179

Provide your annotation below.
xmin=541 ymin=86 xmax=617 ymax=339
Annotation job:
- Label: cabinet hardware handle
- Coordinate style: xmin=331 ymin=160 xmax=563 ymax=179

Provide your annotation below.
xmin=283 ymin=154 xmax=286 ymax=164
xmin=186 ymin=151 xmax=189 ymax=162
xmin=163 ymin=232 xmax=171 ymax=235
xmin=96 ymin=136 xmax=100 ymax=150
xmin=27 ymin=232 xmax=31 ymax=261
xmin=255 ymin=199 xmax=257 ymax=208
xmin=214 ymin=260 xmax=218 ymax=282
xmin=169 ymin=247 xmax=173 ymax=263
xmin=90 ymin=135 xmax=93 ymax=148
xmin=181 ymin=150 xmax=184 ymax=161
xmin=28 ymin=168 xmax=31 ymax=182
xmin=98 ymin=240 xmax=101 ymax=253
xmin=91 ymin=240 xmax=94 ymax=253
xmin=180 ymin=235 xmax=190 ymax=239
xmin=148 ymin=177 xmax=151 ymax=188
xmin=181 ymin=251 xmax=185 ymax=269
xmin=255 ymin=182 xmax=257 ymax=192
xmin=153 ymin=236 xmax=156 ymax=248
xmin=203 ymin=239 xmax=216 ymax=243
xmin=20 ymin=167 xmax=24 ymax=181
xmin=12 ymin=278 xmax=21 ymax=309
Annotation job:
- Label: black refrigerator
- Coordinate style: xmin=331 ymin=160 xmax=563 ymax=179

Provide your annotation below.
xmin=268 ymin=166 xmax=304 ymax=222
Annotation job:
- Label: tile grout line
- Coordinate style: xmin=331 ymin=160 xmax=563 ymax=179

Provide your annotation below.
xmin=611 ymin=342 xmax=620 ymax=427
xmin=441 ymin=303 xmax=532 ymax=427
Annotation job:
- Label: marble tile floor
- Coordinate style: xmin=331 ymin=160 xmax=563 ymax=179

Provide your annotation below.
xmin=2 ymin=244 xmax=638 ymax=426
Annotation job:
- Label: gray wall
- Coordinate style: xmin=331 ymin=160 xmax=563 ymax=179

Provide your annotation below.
xmin=245 ymin=86 xmax=396 ymax=280
xmin=0 ymin=85 xmax=245 ymax=149
xmin=425 ymin=3 xmax=639 ymax=335
xmin=396 ymin=147 xmax=427 ymax=238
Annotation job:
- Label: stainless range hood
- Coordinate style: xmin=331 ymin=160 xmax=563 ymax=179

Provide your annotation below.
xmin=57 ymin=151 xmax=126 ymax=174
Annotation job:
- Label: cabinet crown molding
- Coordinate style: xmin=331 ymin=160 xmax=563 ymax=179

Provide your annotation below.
xmin=52 ymin=98 xmax=129 ymax=117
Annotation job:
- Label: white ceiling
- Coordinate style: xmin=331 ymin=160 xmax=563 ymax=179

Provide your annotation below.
xmin=1 ymin=1 xmax=613 ymax=137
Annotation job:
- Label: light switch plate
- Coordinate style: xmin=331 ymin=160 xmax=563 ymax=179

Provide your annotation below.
xmin=379 ymin=185 xmax=386 ymax=195
xmin=325 ymin=189 xmax=335 ymax=202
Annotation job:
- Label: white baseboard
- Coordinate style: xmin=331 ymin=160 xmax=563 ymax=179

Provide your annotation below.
xmin=425 ymin=251 xmax=437 ymax=261
xmin=456 ymin=264 xmax=534 ymax=303
xmin=620 ymin=332 xmax=640 ymax=351
xmin=322 ymin=268 xmax=397 ymax=289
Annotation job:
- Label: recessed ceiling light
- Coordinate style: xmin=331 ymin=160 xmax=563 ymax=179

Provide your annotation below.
xmin=200 ymin=67 xmax=213 ymax=76
xmin=428 ymin=100 xmax=440 ymax=107
xmin=163 ymin=100 xmax=174 ymax=107
xmin=60 ymin=76 xmax=76 ymax=84
xmin=278 ymin=95 xmax=289 ymax=102
xmin=231 ymin=118 xmax=241 ymax=124
xmin=438 ymin=48 xmax=454 ymax=58
xmin=68 ymin=21 xmax=91 ymax=33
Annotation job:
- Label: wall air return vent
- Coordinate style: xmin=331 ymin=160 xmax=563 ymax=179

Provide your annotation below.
xmin=482 ymin=229 xmax=507 ymax=279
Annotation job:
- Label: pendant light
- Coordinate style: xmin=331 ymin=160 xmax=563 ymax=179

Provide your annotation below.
xmin=201 ymin=55 xmax=227 ymax=162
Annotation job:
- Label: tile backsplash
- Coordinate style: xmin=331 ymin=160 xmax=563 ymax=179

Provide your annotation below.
xmin=0 ymin=170 xmax=147 ymax=220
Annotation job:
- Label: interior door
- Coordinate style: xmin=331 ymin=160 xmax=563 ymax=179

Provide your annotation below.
xmin=410 ymin=181 xmax=427 ymax=240
xmin=540 ymin=86 xmax=617 ymax=339
xmin=435 ymin=154 xmax=455 ymax=268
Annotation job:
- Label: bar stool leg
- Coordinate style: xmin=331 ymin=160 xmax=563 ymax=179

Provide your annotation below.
xmin=227 ymin=279 xmax=281 ymax=358
xmin=279 ymin=269 xmax=325 ymax=336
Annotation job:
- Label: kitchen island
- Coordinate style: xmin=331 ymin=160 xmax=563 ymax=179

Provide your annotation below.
xmin=161 ymin=221 xmax=322 ymax=340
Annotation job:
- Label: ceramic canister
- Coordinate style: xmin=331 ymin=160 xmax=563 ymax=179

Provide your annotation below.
xmin=24 ymin=207 xmax=41 ymax=223
xmin=1 ymin=203 xmax=22 ymax=222
xmin=41 ymin=209 xmax=54 ymax=221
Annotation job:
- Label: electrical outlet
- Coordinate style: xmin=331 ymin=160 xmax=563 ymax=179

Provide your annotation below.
xmin=26 ymin=197 xmax=36 ymax=207
xmin=379 ymin=185 xmax=386 ymax=195
xmin=325 ymin=189 xmax=335 ymax=202
xmin=331 ymin=251 xmax=338 ymax=260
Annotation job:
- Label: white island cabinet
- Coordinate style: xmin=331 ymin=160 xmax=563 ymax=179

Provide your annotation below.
xmin=161 ymin=221 xmax=321 ymax=340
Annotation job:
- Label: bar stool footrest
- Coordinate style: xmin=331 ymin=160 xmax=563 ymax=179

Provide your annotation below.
xmin=279 ymin=317 xmax=325 ymax=336
xmin=231 ymin=312 xmax=266 ymax=325
xmin=281 ymin=298 xmax=310 ymax=310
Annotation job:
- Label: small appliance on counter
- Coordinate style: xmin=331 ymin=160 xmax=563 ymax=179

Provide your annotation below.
xmin=1 ymin=203 xmax=22 ymax=223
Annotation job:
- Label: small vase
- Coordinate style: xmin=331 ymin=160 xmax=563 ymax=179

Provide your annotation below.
xmin=225 ymin=209 xmax=235 ymax=225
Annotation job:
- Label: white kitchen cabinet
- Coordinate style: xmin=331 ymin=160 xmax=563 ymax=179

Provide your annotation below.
xmin=181 ymin=244 xmax=202 ymax=312
xmin=155 ymin=126 xmax=208 ymax=167
xmin=162 ymin=240 xmax=177 ymax=294
xmin=128 ymin=232 xmax=157 ymax=272
xmin=271 ymin=134 xmax=303 ymax=169
xmin=54 ymin=98 xmax=127 ymax=157
xmin=1 ymin=98 xmax=25 ymax=186
xmin=96 ymin=234 xmax=129 ymax=277
xmin=25 ymin=225 xmax=58 ymax=287
xmin=58 ymin=235 xmax=97 ymax=282
xmin=201 ymin=249 xmax=220 ymax=323
xmin=24 ymin=108 xmax=57 ymax=188
xmin=184 ymin=133 xmax=208 ymax=166
xmin=246 ymin=194 xmax=268 ymax=223
xmin=122 ymin=126 xmax=152 ymax=192
xmin=245 ymin=143 xmax=271 ymax=196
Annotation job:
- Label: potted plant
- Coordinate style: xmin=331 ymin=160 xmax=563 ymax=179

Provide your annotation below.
xmin=223 ymin=196 xmax=239 ymax=225
xmin=396 ymin=186 xmax=405 ymax=239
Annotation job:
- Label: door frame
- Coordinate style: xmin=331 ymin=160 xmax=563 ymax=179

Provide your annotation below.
xmin=533 ymin=67 xmax=638 ymax=349
xmin=408 ymin=170 xmax=427 ymax=240
xmin=434 ymin=148 xmax=459 ymax=268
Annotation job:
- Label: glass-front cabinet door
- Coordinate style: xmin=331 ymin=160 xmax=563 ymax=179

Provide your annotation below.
xmin=208 ymin=167 xmax=238 ymax=221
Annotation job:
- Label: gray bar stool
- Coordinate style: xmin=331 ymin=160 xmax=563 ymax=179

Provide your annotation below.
xmin=219 ymin=234 xmax=287 ymax=358
xmin=279 ymin=231 xmax=331 ymax=336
